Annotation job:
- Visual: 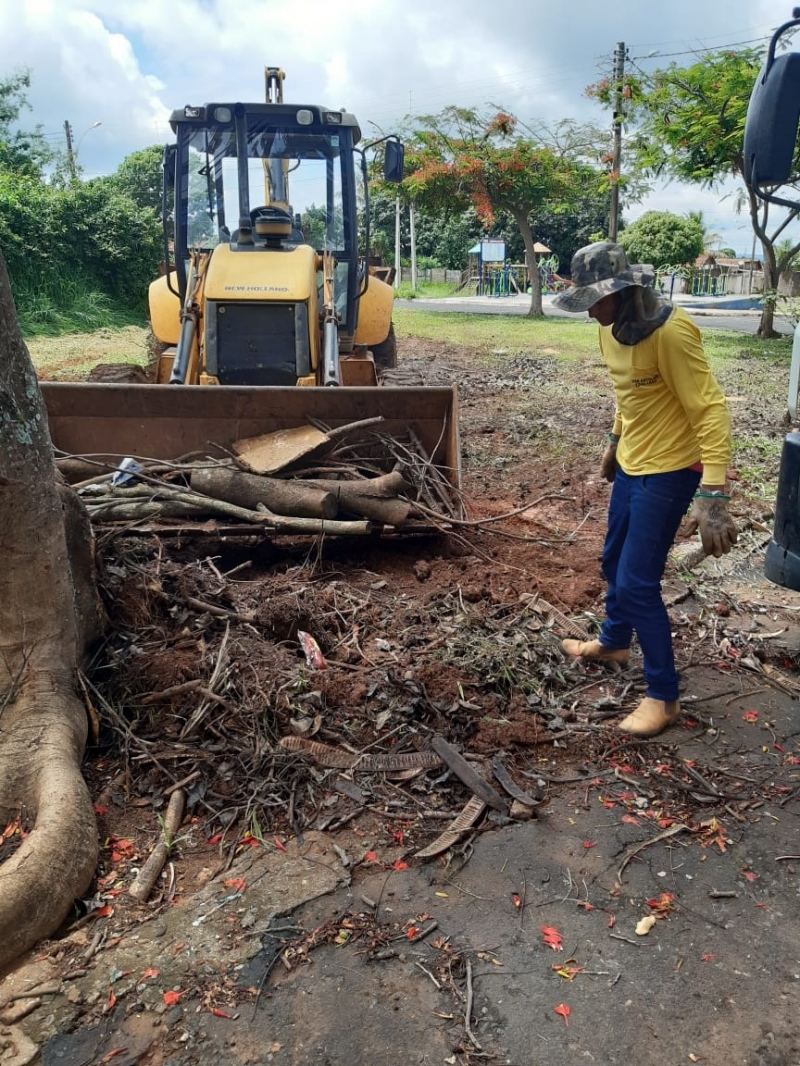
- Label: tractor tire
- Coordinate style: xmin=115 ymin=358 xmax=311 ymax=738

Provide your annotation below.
xmin=370 ymin=323 xmax=398 ymax=370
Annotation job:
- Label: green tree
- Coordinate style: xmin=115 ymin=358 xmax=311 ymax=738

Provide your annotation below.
xmin=402 ymin=107 xmax=607 ymax=316
xmin=616 ymin=210 xmax=704 ymax=268
xmin=108 ymin=145 xmax=164 ymax=213
xmin=0 ymin=69 xmax=56 ymax=179
xmin=589 ymin=46 xmax=796 ymax=337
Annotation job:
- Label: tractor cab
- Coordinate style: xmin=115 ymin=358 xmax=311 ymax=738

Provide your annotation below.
xmin=149 ymin=67 xmax=404 ymax=388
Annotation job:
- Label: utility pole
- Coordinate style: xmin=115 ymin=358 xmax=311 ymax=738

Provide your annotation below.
xmin=64 ymin=120 xmax=76 ymax=181
xmin=608 ymin=41 xmax=626 ymax=242
xmin=410 ymin=201 xmax=418 ymax=291
xmin=394 ymin=196 xmax=401 ymax=289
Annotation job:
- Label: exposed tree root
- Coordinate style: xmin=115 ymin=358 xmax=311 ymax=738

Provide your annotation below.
xmin=0 ymin=691 xmax=98 ymax=972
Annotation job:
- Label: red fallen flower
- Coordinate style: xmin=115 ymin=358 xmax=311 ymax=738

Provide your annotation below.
xmin=541 ymin=926 xmax=563 ymax=951
xmin=554 ymin=1002 xmax=570 ymax=1026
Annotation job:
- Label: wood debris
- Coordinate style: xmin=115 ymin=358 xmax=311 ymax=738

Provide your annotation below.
xmin=57 ymin=417 xmax=463 ymax=538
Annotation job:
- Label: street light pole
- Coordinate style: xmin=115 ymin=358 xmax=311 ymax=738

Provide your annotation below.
xmin=65 ymin=120 xmax=102 ymax=180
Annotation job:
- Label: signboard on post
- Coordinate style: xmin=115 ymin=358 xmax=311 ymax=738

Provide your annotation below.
xmin=480 ymin=239 xmax=506 ymax=262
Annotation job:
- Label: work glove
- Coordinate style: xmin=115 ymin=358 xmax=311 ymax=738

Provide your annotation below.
xmin=600 ymin=442 xmax=618 ymax=483
xmin=686 ymin=493 xmax=738 ymax=558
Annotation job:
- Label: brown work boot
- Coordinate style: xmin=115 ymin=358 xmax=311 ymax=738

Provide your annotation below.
xmin=561 ymin=638 xmax=629 ymax=666
xmin=617 ymin=698 xmax=680 ymax=737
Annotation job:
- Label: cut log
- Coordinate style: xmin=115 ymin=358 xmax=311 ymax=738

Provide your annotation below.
xmin=191 ymin=466 xmax=337 ymax=519
xmin=329 ymin=488 xmax=412 ymax=526
xmin=56 ymin=457 xmax=107 ymax=484
xmin=295 ymin=471 xmax=409 ymax=498
xmin=288 ymin=471 xmax=413 ymax=524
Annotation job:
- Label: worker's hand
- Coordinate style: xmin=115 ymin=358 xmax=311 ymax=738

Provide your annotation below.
xmin=600 ymin=442 xmax=618 ymax=483
xmin=686 ymin=494 xmax=738 ymax=558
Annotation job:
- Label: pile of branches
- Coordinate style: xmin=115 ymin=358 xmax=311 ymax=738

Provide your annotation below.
xmin=83 ymin=512 xmax=800 ymax=860
xmin=85 ymin=542 xmax=580 ymax=850
xmin=58 ymin=417 xmax=462 ymax=538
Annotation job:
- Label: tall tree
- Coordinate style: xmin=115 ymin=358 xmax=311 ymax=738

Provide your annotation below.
xmin=108 ymin=144 xmax=164 ymax=213
xmin=589 ymin=46 xmax=797 ymax=337
xmin=402 ymin=108 xmax=607 ymax=316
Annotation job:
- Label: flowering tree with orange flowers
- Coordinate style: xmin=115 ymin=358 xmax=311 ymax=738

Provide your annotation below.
xmin=401 ymin=108 xmax=608 ymax=316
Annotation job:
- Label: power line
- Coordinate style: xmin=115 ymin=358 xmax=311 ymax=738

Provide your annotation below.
xmin=629 ymin=34 xmax=772 ymax=62
xmin=363 ymin=64 xmax=594 ymax=123
xmin=629 ymin=25 xmax=770 ymax=49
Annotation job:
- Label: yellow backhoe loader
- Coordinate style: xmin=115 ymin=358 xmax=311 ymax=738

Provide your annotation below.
xmin=41 ymin=69 xmax=460 ymax=521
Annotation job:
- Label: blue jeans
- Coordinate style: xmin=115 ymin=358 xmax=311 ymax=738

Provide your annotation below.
xmin=599 ymin=466 xmax=701 ymax=701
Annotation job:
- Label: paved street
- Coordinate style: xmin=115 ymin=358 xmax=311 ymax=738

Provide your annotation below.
xmin=396 ymin=292 xmax=792 ymax=336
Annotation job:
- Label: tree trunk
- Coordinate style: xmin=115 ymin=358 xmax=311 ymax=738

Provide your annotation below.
xmin=511 ymin=208 xmax=544 ymax=318
xmin=758 ymin=241 xmax=779 ymax=339
xmin=745 ymin=183 xmax=782 ymax=340
xmin=0 ymin=248 xmax=100 ymax=971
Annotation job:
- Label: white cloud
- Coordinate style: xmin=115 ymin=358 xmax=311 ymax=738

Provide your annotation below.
xmin=0 ymin=0 xmax=795 ymax=247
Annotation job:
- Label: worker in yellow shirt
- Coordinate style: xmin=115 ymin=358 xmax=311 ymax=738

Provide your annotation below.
xmin=552 ymin=242 xmax=737 ymax=736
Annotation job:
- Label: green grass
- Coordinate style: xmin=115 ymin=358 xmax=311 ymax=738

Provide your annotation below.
xmin=393 ymin=308 xmax=600 ymax=357
xmin=394 ymin=280 xmax=459 ymax=300
xmin=701 ymin=329 xmax=792 ymax=371
xmin=394 ymin=307 xmax=794 ymax=367
xmin=26 ymin=325 xmax=149 ymax=380
xmin=18 ymin=290 xmax=144 ymax=337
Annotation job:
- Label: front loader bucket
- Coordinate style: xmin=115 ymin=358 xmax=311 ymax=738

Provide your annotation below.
xmin=41 ymin=383 xmax=461 ymax=528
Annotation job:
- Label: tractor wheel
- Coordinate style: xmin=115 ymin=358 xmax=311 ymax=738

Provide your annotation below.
xmin=370 ymin=323 xmax=398 ymax=370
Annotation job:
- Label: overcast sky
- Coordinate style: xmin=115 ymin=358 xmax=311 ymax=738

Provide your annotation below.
xmin=1 ymin=0 xmax=796 ymax=255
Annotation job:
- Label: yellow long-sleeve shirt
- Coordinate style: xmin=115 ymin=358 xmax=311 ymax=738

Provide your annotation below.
xmin=601 ymin=305 xmax=731 ymax=486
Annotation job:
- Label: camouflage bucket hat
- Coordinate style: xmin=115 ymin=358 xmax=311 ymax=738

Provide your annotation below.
xmin=552 ymin=241 xmax=655 ymax=313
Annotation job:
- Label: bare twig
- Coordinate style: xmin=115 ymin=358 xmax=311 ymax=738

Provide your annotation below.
xmin=129 ymin=789 xmax=187 ymax=902
xmin=464 ymin=958 xmax=482 ymax=1050
xmin=617 ymin=823 xmax=690 ymax=883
